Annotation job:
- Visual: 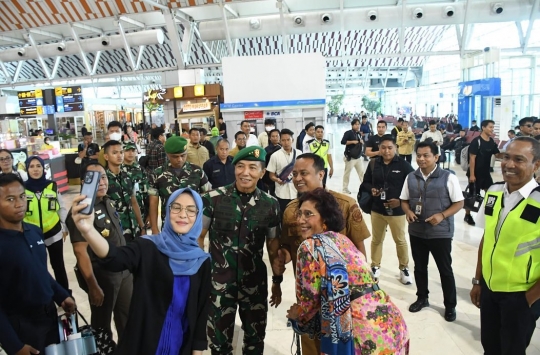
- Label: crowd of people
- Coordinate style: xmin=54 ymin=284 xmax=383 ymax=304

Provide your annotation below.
xmin=1 ymin=114 xmax=540 ymax=355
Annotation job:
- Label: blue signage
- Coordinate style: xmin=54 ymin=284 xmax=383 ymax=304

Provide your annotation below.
xmin=220 ymin=99 xmax=325 ymax=110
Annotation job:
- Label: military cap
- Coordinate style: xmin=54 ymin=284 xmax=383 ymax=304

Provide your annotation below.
xmin=232 ymin=145 xmax=266 ymax=165
xmin=123 ymin=141 xmax=137 ymax=151
xmin=164 ymin=136 xmax=188 ymax=154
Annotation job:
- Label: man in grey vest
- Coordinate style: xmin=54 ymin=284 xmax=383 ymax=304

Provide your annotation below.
xmin=400 ymin=141 xmax=464 ymax=322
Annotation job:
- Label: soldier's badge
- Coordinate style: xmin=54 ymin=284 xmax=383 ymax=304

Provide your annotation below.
xmin=351 ymin=205 xmax=363 ymax=222
xmin=101 ymin=228 xmax=110 ymax=237
xmin=254 ymin=149 xmax=260 ymax=158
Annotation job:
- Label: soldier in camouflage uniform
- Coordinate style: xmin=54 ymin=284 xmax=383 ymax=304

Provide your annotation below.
xmin=148 ymin=136 xmax=208 ymax=234
xmin=103 ymin=140 xmax=145 ymax=242
xmin=199 ymin=145 xmax=282 ymax=355
xmin=121 ymin=141 xmax=149 ymax=224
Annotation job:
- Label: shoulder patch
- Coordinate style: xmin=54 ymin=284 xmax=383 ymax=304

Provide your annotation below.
xmin=350 ymin=204 xmax=364 ymax=222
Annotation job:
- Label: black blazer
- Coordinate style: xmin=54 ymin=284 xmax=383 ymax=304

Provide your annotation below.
xmin=100 ymin=238 xmax=211 ymax=355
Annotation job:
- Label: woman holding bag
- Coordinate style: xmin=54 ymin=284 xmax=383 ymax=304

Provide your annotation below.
xmin=286 ymin=188 xmax=409 ymax=355
xmin=70 ymin=187 xmax=211 ymax=355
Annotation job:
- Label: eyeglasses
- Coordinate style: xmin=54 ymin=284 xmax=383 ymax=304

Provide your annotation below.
xmin=0 ymin=157 xmax=12 ymax=162
xmin=295 ymin=210 xmax=318 ymax=220
xmin=169 ymin=203 xmax=198 ymax=217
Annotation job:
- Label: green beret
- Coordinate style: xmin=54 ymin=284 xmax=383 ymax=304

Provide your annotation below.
xmin=165 ymin=136 xmax=188 ymax=154
xmin=232 ymin=145 xmax=266 ymax=165
xmin=123 ymin=141 xmax=137 ymax=151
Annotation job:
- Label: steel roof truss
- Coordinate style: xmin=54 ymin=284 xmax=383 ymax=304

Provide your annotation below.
xmin=219 ymin=0 xmax=234 ymax=56
xmin=117 ymin=21 xmax=137 ymax=71
xmin=29 ymin=29 xmax=62 ymax=40
xmin=164 ymin=8 xmax=186 ymax=69
xmin=0 ymin=36 xmax=26 ymax=45
xmin=135 ymin=45 xmax=146 ymax=71
xmin=181 ymin=22 xmax=195 ymax=65
xmin=224 ymin=5 xmax=239 ymax=18
xmin=91 ymin=51 xmax=102 ymax=76
xmin=72 ymin=23 xmax=103 ymax=35
xmin=50 ymin=56 xmax=61 ymax=80
xmin=523 ymin=0 xmax=540 ymax=54
xmin=277 ymin=0 xmax=289 ymax=54
xmin=460 ymin=0 xmax=472 ymax=57
xmin=26 ymin=33 xmax=51 ymax=79
xmin=119 ymin=16 xmax=146 ymax=29
xmin=400 ymin=0 xmax=406 ymax=54
xmin=13 ymin=62 xmax=23 ymax=83
xmin=0 ymin=61 xmax=11 ymax=84
xmin=70 ymin=24 xmax=92 ymax=76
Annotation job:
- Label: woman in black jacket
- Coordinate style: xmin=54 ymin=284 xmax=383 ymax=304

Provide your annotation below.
xmin=70 ymin=187 xmax=211 ymax=355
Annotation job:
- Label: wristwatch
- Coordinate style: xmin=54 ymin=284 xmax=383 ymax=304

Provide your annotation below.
xmin=472 ymin=277 xmax=480 ymax=285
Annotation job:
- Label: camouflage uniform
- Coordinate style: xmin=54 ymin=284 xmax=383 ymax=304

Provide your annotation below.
xmin=148 ymin=161 xmax=208 ymax=223
xmin=202 ymin=183 xmax=281 ymax=355
xmin=105 ymin=168 xmax=138 ymax=241
xmin=122 ymin=162 xmax=149 ymax=221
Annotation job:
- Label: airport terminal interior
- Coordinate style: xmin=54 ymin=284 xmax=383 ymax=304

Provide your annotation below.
xmin=1 ymin=0 xmax=540 ymax=354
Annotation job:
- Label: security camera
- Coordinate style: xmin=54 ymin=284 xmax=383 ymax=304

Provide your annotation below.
xmin=492 ymin=2 xmax=503 ymax=14
xmin=321 ymin=13 xmax=332 ymax=23
xmin=17 ymin=48 xmax=25 ymax=57
xmin=413 ymin=8 xmax=423 ymax=19
xmin=57 ymin=42 xmax=66 ymax=52
xmin=101 ymin=36 xmax=110 ymax=46
xmin=367 ymin=10 xmax=377 ymax=21
xmin=444 ymin=6 xmax=455 ymax=17
xmin=293 ymin=16 xmax=304 ymax=26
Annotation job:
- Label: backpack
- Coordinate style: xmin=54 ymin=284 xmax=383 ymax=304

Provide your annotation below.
xmin=460 ymin=138 xmax=481 ymax=171
xmin=139 ymin=155 xmax=149 ymax=169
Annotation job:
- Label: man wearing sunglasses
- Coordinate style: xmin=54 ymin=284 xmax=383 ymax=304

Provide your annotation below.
xmin=517 ymin=117 xmax=535 ymax=137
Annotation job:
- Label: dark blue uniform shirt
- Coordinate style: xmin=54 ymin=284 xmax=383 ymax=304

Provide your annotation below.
xmin=203 ymin=155 xmax=235 ymax=189
xmin=0 ymin=223 xmax=69 ymax=354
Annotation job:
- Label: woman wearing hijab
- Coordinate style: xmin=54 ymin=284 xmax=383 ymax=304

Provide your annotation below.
xmin=286 ymin=188 xmax=409 ymax=355
xmin=70 ymin=187 xmax=211 ymax=355
xmin=24 ymin=155 xmax=69 ymax=291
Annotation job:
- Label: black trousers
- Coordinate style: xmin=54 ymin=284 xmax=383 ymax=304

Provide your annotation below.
xmin=410 ymin=236 xmax=457 ymax=308
xmin=90 ymin=269 xmax=133 ymax=341
xmin=7 ymin=302 xmax=59 ymax=353
xmin=46 ymin=239 xmax=70 ymax=292
xmin=480 ymin=280 xmax=540 ymax=355
xmin=401 ymin=154 xmax=412 ymax=163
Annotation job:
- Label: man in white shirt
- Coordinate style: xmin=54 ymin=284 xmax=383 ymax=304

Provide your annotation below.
xmin=302 ymin=123 xmax=316 ymax=153
xmin=258 ymin=119 xmax=275 ymax=148
xmin=231 ymin=121 xmax=259 ymax=149
xmin=267 ymin=128 xmax=302 ymax=217
xmin=400 ymin=141 xmax=464 ymax=322
xmin=420 ymin=120 xmax=444 ymax=153
xmin=502 ymin=130 xmax=516 ymax=151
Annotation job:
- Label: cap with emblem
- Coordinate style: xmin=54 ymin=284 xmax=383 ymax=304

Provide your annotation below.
xmin=164 ymin=136 xmax=188 ymax=154
xmin=232 ymin=145 xmax=266 ymax=165
xmin=123 ymin=141 xmax=137 ymax=151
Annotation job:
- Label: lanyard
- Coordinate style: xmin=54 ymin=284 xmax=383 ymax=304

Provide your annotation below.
xmin=415 ymin=174 xmax=435 ymax=202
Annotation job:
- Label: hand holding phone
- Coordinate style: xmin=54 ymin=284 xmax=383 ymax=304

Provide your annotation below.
xmin=79 ymin=171 xmax=100 ymax=215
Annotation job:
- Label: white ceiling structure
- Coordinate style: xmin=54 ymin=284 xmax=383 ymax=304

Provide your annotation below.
xmin=0 ymin=0 xmax=538 ymax=97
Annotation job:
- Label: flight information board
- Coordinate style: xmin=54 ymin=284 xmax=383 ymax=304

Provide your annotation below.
xmin=55 ymin=86 xmax=84 ymax=113
xmin=18 ymin=89 xmax=44 ymax=115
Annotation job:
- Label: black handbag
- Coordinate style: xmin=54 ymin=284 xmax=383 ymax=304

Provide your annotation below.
xmin=357 ymin=159 xmax=376 ymax=214
xmin=463 ymin=183 xmax=484 ymax=212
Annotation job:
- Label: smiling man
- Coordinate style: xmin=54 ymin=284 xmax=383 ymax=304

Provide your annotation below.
xmin=470 ymin=137 xmax=540 ymax=354
xmin=276 ymin=153 xmax=370 ymax=355
xmin=199 ymin=146 xmax=282 ymax=355
xmin=148 ymin=136 xmax=208 ymax=234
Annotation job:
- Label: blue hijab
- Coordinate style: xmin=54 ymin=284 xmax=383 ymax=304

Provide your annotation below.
xmin=143 ymin=188 xmax=209 ymax=276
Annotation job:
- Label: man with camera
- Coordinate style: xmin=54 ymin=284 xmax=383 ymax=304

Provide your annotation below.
xmin=341 ymin=118 xmax=365 ymax=194
xmin=362 ymin=135 xmax=414 ymax=284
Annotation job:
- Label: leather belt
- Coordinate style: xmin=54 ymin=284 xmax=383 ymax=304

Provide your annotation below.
xmin=350 ymin=284 xmax=381 ymax=301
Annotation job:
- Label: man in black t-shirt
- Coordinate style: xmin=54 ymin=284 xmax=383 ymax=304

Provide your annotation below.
xmin=78 ymin=131 xmax=100 ymax=178
xmin=365 ymin=120 xmax=388 ymax=158
xmin=218 ymin=115 xmax=227 ymax=139
xmin=464 ymin=120 xmax=500 ymax=225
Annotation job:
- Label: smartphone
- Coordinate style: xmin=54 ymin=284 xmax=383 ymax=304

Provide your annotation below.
xmin=79 ymin=171 xmax=101 ymax=215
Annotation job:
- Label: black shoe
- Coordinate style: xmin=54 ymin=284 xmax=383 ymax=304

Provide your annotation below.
xmin=409 ymin=298 xmax=429 ymax=313
xmin=464 ymin=214 xmax=476 ymax=226
xmin=444 ymin=308 xmax=456 ymax=322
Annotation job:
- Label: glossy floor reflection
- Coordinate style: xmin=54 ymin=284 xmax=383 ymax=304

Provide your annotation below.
xmin=55 ymin=121 xmax=540 ymax=354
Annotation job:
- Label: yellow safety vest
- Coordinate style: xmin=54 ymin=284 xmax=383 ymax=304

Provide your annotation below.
xmin=24 ymin=182 xmax=60 ymax=234
xmin=308 ymin=139 xmax=330 ymax=168
xmin=482 ymin=184 xmax=540 ymax=292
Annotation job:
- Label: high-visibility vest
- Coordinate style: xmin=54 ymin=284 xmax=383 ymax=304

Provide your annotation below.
xmin=24 ymin=182 xmax=61 ymax=236
xmin=307 ymin=139 xmax=330 ymax=168
xmin=482 ymin=183 xmax=540 ymax=292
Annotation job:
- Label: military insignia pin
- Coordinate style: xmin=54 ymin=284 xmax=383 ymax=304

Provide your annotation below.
xmin=101 ymin=228 xmax=110 ymax=237
xmin=254 ymin=149 xmax=260 ymax=158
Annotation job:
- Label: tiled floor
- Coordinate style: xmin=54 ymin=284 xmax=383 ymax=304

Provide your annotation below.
xmin=54 ymin=121 xmax=540 ymax=354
